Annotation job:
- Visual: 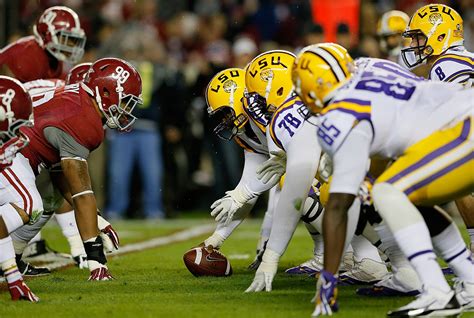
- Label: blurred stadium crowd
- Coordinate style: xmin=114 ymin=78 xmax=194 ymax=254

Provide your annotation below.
xmin=2 ymin=0 xmax=472 ymax=219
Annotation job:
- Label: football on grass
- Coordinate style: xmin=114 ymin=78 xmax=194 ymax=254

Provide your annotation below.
xmin=183 ymin=247 xmax=232 ymax=277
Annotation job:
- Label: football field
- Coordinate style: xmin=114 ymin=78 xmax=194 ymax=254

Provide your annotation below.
xmin=1 ymin=217 xmax=471 ymax=318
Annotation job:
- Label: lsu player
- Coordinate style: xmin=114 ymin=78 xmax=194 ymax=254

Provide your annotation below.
xmin=243 ymin=49 xmax=388 ymax=293
xmin=402 ymin=3 xmax=474 ymax=253
xmin=199 ymin=67 xmax=274 ymax=254
xmin=203 ymin=67 xmax=326 ymax=271
xmin=376 ymin=10 xmax=410 ymax=64
xmin=0 ymin=76 xmax=38 ymax=301
xmin=0 ymin=6 xmax=86 ymax=82
xmin=292 ymin=44 xmax=474 ymax=316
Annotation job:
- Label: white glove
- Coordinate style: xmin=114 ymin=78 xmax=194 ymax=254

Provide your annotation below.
xmin=256 ymin=150 xmax=286 ymax=186
xmin=318 ymin=153 xmax=333 ymax=183
xmin=97 ymin=215 xmax=119 ymax=253
xmin=210 ymin=186 xmax=259 ymax=225
xmin=245 ymin=249 xmax=280 ymax=292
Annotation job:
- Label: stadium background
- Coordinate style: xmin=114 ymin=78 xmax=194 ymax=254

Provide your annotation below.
xmin=1 ymin=0 xmax=472 ymax=219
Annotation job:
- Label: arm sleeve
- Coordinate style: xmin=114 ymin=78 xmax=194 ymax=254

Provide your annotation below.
xmin=329 ymin=120 xmax=372 ymax=195
xmin=266 ymin=121 xmax=322 ymax=255
xmin=43 ymin=127 xmax=90 ymax=159
xmin=235 ymin=150 xmax=272 ymax=194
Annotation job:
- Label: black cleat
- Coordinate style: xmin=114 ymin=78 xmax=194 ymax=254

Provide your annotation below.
xmin=16 ymin=257 xmax=51 ymax=277
xmin=387 ymin=290 xmax=462 ymax=317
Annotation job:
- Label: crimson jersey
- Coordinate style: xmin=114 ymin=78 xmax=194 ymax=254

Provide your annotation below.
xmin=20 ymin=83 xmax=104 ymax=172
xmin=0 ymin=36 xmax=66 ymax=82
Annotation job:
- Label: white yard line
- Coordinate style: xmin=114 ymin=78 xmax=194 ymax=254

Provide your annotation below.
xmin=24 ymin=223 xmax=215 ymax=272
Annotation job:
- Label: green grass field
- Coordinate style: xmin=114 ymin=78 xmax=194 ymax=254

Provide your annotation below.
xmin=1 ymin=218 xmax=472 ymax=318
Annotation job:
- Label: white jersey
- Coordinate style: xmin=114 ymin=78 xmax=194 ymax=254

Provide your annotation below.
xmin=429 ymin=46 xmax=474 ymax=86
xmin=318 ymin=58 xmax=473 ymax=159
xmin=268 ymin=94 xmax=307 ymax=152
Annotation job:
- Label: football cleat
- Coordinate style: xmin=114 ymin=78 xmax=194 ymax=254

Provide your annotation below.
xmin=17 ymin=258 xmax=51 ymax=277
xmin=338 ymin=258 xmax=388 ymax=285
xmin=454 ymin=279 xmax=474 ymax=312
xmin=442 ymin=267 xmax=454 ymax=275
xmin=285 ymin=254 xmax=324 ymax=276
xmin=357 ymin=268 xmax=420 ymax=297
xmin=88 ymin=266 xmax=114 ymax=281
xmin=8 ymin=279 xmax=39 ymax=302
xmin=312 ymin=270 xmax=339 ymax=317
xmin=387 ymin=288 xmax=462 ymax=317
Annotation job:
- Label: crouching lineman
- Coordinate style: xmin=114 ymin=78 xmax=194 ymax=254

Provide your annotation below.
xmin=0 ymin=76 xmax=37 ymax=301
xmin=5 ymin=58 xmax=142 ymax=282
xmin=200 ymin=67 xmax=275 ymax=252
xmin=242 ymin=49 xmax=390 ymax=293
xmin=292 ymin=44 xmax=474 ymax=316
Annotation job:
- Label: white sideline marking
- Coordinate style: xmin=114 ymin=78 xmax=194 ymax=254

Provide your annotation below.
xmin=23 ymin=223 xmax=215 ymax=272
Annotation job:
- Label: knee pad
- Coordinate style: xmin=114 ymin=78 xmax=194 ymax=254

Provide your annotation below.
xmin=0 ymin=204 xmax=26 ymax=233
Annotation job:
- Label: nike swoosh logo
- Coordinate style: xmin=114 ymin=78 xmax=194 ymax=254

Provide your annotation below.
xmin=206 ymin=255 xmax=225 ymax=262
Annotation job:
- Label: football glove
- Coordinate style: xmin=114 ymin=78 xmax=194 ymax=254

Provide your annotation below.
xmin=256 ymin=150 xmax=286 ymax=186
xmin=245 ymin=249 xmax=280 ymax=292
xmin=318 ymin=153 xmax=333 ymax=183
xmin=88 ymin=261 xmax=114 ymax=281
xmin=8 ymin=279 xmax=39 ymax=302
xmin=97 ymin=215 xmax=119 ymax=252
xmin=312 ymin=270 xmax=339 ymax=316
xmin=210 ymin=186 xmax=259 ymax=225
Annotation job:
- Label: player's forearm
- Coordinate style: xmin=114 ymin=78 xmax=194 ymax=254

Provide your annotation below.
xmin=73 ymin=195 xmax=99 ymax=241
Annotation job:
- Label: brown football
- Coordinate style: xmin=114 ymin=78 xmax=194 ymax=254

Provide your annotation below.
xmin=183 ymin=247 xmax=232 ymax=277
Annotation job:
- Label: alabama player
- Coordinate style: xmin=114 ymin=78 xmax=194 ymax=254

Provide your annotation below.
xmin=293 ymin=44 xmax=474 ymax=316
xmin=0 ymin=6 xmax=85 ymax=82
xmin=402 ymin=3 xmax=474 ymax=253
xmin=0 ymin=76 xmax=38 ymax=301
xmin=0 ymin=58 xmax=142 ymax=284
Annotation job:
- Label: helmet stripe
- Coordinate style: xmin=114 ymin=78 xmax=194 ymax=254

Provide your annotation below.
xmin=309 ymin=48 xmax=346 ymax=82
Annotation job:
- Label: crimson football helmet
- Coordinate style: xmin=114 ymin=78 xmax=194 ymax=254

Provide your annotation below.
xmin=66 ymin=62 xmax=92 ymax=85
xmin=82 ymin=58 xmax=142 ymax=131
xmin=33 ymin=6 xmax=86 ymax=63
xmin=0 ymin=76 xmax=33 ymax=167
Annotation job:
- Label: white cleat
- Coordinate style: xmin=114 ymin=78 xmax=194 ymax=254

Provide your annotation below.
xmin=357 ymin=267 xmax=421 ymax=296
xmin=387 ymin=287 xmax=462 ymax=317
xmin=339 ymin=258 xmax=388 ymax=285
xmin=454 ymin=279 xmax=474 ymax=312
xmin=285 ymin=254 xmax=324 ymax=276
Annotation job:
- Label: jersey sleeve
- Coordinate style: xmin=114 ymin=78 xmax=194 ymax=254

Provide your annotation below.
xmin=429 ymin=56 xmax=474 ymax=84
xmin=43 ymin=127 xmax=90 ymax=160
xmin=316 ymin=100 xmax=372 ymax=157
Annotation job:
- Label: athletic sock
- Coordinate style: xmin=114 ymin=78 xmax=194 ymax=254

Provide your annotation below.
xmin=55 ymin=211 xmax=86 ymax=257
xmin=432 ymin=222 xmax=474 ymax=283
xmin=394 ymin=222 xmax=450 ymax=292
xmin=0 ymin=237 xmax=22 ymax=283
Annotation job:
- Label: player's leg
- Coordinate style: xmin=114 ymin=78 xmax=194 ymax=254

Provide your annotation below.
xmin=455 ymin=195 xmax=474 ymax=253
xmin=0 ymin=155 xmax=44 ymax=301
xmin=373 ymin=118 xmax=473 ymax=316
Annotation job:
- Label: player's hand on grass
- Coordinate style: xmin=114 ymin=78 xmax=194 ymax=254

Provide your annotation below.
xmin=245 ymin=249 xmax=279 ymax=292
xmin=312 ymin=270 xmax=339 ymax=317
xmin=8 ymin=279 xmax=39 ymax=302
xmin=256 ymin=150 xmax=286 ymax=186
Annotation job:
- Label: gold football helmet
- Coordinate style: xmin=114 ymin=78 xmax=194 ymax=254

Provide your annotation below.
xmin=205 ymin=68 xmax=248 ymax=140
xmin=292 ymin=43 xmax=353 ymax=114
xmin=377 ymin=10 xmax=410 ymax=56
xmin=402 ymin=4 xmax=463 ymax=68
xmin=244 ymin=50 xmax=295 ymax=126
